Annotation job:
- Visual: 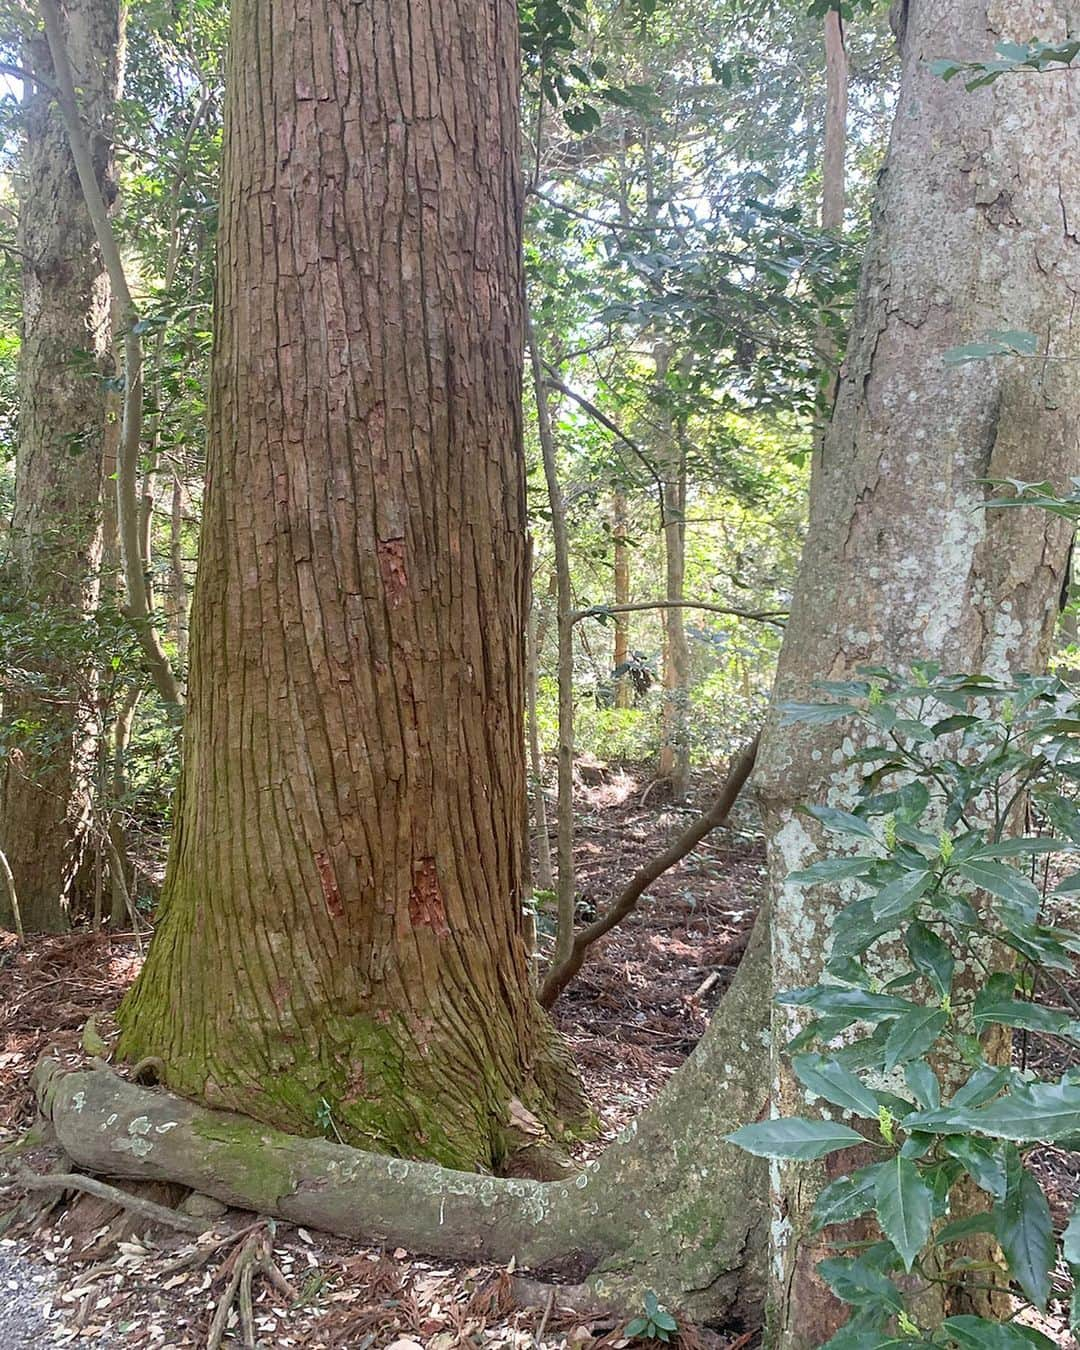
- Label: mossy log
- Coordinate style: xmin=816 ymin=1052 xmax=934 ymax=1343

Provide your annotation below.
xmin=34 ymin=913 xmax=771 ymax=1326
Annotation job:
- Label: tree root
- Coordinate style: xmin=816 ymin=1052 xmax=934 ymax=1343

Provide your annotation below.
xmin=1 ymin=1164 xmax=208 ymax=1234
xmin=206 ymin=1223 xmax=297 ymax=1350
xmin=31 ymin=911 xmax=772 ymax=1325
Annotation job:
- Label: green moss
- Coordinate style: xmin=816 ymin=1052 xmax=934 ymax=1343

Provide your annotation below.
xmin=191 ymin=1115 xmax=296 ymax=1211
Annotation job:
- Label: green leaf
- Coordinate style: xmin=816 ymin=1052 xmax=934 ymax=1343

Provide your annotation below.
xmin=1063 ymin=1196 xmax=1080 ymax=1265
xmin=935 ymin=1213 xmax=996 ymax=1244
xmin=903 ymin=1061 xmax=940 ymax=1111
xmin=956 ymin=860 xmax=1042 ymax=918
xmin=789 ymin=857 xmax=877 ymax=884
xmin=780 ymin=987 xmax=918 ymax=1023
xmin=884 ymin=1008 xmax=948 ymax=1072
xmin=726 ymin=1117 xmax=865 ymax=1160
xmin=871 ymin=870 xmax=933 ymax=921
xmin=817 ymin=1256 xmax=904 ymax=1312
xmin=941 ymin=1316 xmax=1055 ymax=1349
xmin=972 ymin=837 xmax=1075 ymax=858
xmin=905 ymin=921 xmax=954 ymax=997
xmin=793 ymin=1055 xmax=880 ymax=1119
xmin=802 ymin=804 xmax=880 ymax=842
xmin=941 ymin=1135 xmax=1007 ymax=1199
xmin=951 ymin=1064 xmax=1010 ymax=1108
xmin=811 ymin=1165 xmax=882 ymax=1232
xmin=972 ymin=991 xmax=1076 ymax=1038
xmin=961 ymin=1080 xmax=1080 ymax=1141
xmin=995 ymin=1149 xmax=1053 ymax=1308
xmin=873 ymin=1155 xmax=932 ymax=1271
xmin=625 ymin=1318 xmax=649 ymax=1336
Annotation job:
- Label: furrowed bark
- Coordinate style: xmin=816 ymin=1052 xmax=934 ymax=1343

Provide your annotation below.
xmin=117 ymin=0 xmax=588 ymax=1173
xmin=40 ymin=906 xmax=769 ymax=1323
xmin=754 ymin=2 xmax=1080 ymax=1343
xmin=0 ymin=0 xmax=119 ymax=932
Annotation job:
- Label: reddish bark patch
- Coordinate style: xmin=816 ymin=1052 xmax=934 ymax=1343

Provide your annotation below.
xmin=314 ymin=850 xmax=345 ymax=919
xmin=377 ymin=536 xmax=408 ymax=608
xmin=408 ymin=858 xmax=449 ymax=936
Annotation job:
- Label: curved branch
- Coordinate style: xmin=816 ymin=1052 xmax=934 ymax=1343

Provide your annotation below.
xmin=570 ymin=601 xmax=788 ymax=629
xmin=538 ymin=732 xmax=760 ymax=1008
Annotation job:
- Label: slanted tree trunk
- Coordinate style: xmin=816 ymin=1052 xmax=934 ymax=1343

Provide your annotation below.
xmin=754 ymin=2 xmax=1080 ymax=1343
xmin=0 ymin=0 xmax=120 ymax=932
xmin=116 ymin=0 xmax=587 ymax=1173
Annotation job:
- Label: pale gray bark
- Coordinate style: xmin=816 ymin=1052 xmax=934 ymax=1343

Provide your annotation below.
xmin=755 ymin=3 xmax=1080 ymax=1342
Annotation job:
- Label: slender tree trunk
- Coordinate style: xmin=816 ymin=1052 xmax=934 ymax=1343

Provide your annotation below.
xmin=117 ymin=0 xmax=587 ymax=1173
xmin=0 ymin=0 xmax=120 ymax=932
xmin=755 ymin=2 xmax=1080 ymax=1343
xmin=527 ymin=604 xmax=555 ymax=893
xmin=168 ymin=473 xmax=188 ymax=668
xmin=821 ymin=9 xmax=847 ymax=235
xmin=527 ymin=313 xmax=577 ymax=972
xmin=656 ymin=345 xmax=690 ymax=799
xmin=612 ymin=488 xmax=631 ymax=708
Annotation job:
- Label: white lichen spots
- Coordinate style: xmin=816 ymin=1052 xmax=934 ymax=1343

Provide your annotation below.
xmin=154 ymin=1121 xmax=178 ymax=1134
xmin=386 ymin=1159 xmax=411 ymax=1182
xmin=112 ymin=1135 xmax=154 ymax=1159
xmin=128 ymin=1116 xmax=152 ymax=1136
xmin=615 ymin=1120 xmax=639 ymax=1145
xmin=71 ymin=1091 xmax=85 ymax=1113
xmin=574 ymin=1171 xmax=589 ymax=1188
xmin=769 ymin=1160 xmax=793 ymax=1282
xmin=106 ymin=1113 xmax=117 ymax=1126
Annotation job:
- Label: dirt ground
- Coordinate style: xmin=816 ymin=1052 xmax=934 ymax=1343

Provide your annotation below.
xmin=0 ymin=763 xmax=1076 ymax=1347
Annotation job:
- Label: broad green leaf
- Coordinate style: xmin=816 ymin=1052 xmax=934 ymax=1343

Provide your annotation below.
xmin=956 ymin=860 xmax=1042 ymax=918
xmin=951 ymin=1064 xmax=1010 ymax=1109
xmin=972 ymin=837 xmax=1075 ymax=858
xmin=817 ymin=1256 xmax=904 ymax=1313
xmin=941 ymin=1316 xmax=1055 ymax=1349
xmin=789 ymin=857 xmax=878 ymax=885
xmin=972 ymin=992 xmax=1076 ymax=1038
xmin=905 ymin=921 xmax=954 ymax=997
xmin=941 ymin=1135 xmax=1007 ymax=1199
xmin=811 ymin=1165 xmax=882 ymax=1232
xmin=996 ymin=1150 xmax=1053 ymax=1308
xmin=935 ymin=1213 xmax=996 ymax=1244
xmin=873 ymin=1155 xmax=932 ymax=1271
xmin=884 ymin=1008 xmax=947 ymax=1072
xmin=963 ymin=1080 xmax=1080 ymax=1141
xmin=802 ymin=804 xmax=880 ymax=842
xmin=793 ymin=1055 xmax=880 ymax=1119
xmin=903 ymin=1061 xmax=940 ymax=1111
xmin=725 ymin=1117 xmax=865 ymax=1160
xmin=871 ymin=870 xmax=933 ymax=921
xmin=779 ymin=987 xmax=917 ymax=1023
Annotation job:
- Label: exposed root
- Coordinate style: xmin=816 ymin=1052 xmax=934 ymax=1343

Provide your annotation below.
xmin=1 ymin=1163 xmax=208 ymax=1234
xmin=206 ymin=1222 xmax=297 ymax=1350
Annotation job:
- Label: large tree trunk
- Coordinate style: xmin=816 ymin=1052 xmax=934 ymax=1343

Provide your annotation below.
xmin=116 ymin=0 xmax=586 ymax=1173
xmin=0 ymin=0 xmax=120 ymax=932
xmin=42 ymin=900 xmax=771 ymax=1326
xmin=754 ymin=2 xmax=1080 ymax=1343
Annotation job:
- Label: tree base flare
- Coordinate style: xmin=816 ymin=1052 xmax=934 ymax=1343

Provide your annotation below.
xmin=32 ymin=918 xmax=771 ymax=1327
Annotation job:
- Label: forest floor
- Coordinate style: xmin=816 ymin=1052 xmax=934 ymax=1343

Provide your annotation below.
xmin=0 ymin=762 xmax=1076 ymax=1347
xmin=0 ymin=762 xmax=763 ymax=1349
